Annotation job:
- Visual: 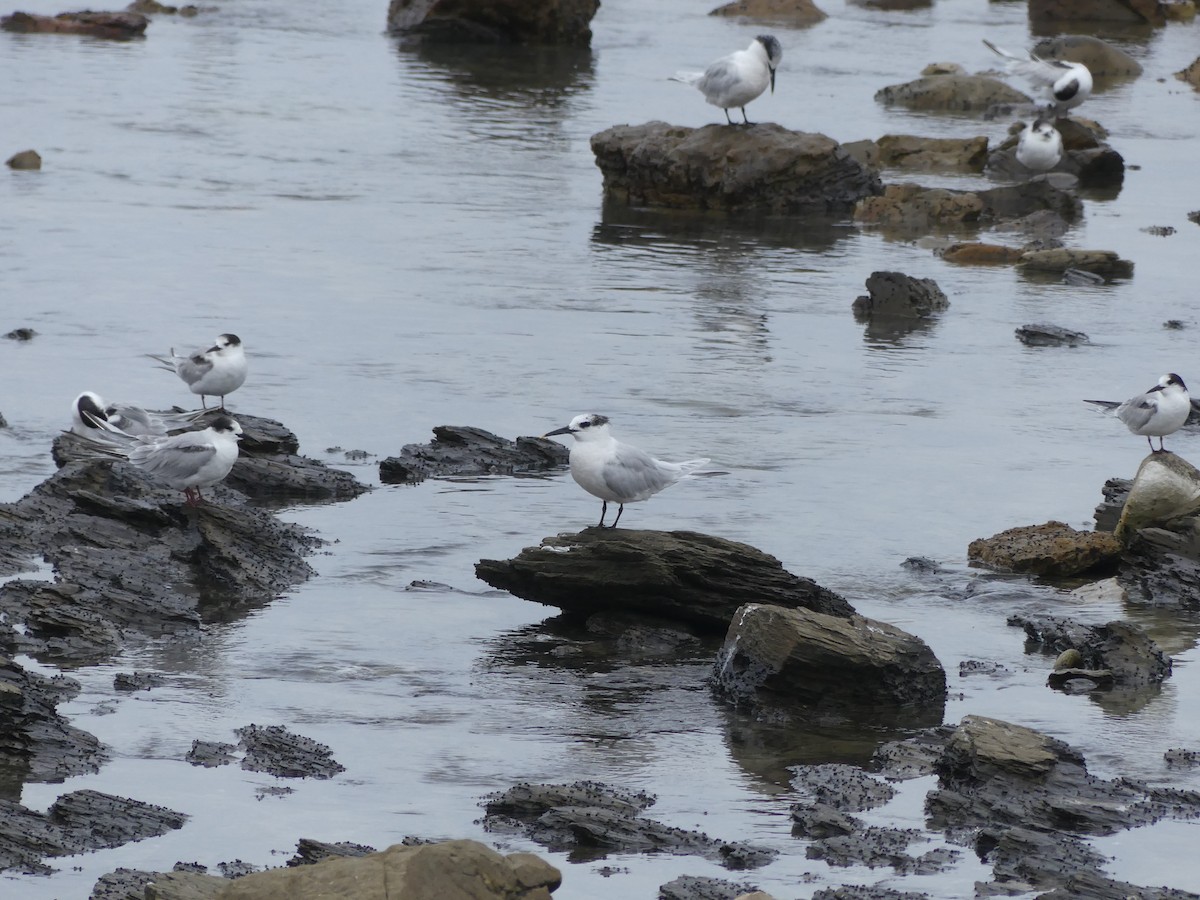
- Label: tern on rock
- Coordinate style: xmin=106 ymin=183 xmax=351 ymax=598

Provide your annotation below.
xmin=671 ymin=35 xmax=783 ymax=126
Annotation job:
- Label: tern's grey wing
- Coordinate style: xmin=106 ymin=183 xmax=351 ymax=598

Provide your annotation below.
xmin=108 ymin=404 xmax=164 ymax=436
xmin=1116 ymin=395 xmax=1156 ymax=431
xmin=697 ymin=57 xmax=739 ymax=97
xmin=174 ymin=351 xmax=213 ymax=387
xmin=1006 ymin=56 xmax=1060 ymax=87
xmin=128 ymin=434 xmax=216 ymax=482
xmin=602 ymin=443 xmax=675 ymax=502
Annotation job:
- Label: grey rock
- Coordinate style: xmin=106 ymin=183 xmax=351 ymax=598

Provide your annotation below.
xmin=789 ymin=763 xmax=896 ymax=812
xmin=379 ymin=424 xmax=567 ymax=483
xmin=286 ymin=838 xmax=378 ymax=867
xmin=790 ymin=802 xmax=859 ymax=838
xmin=1031 ymin=33 xmax=1149 ymax=75
xmin=1007 ymin=613 xmax=1172 ymax=686
xmin=590 ymin=121 xmax=882 ymax=214
xmin=1015 ymin=323 xmax=1089 ymax=347
xmin=113 ymin=671 xmax=166 ymax=692
xmin=386 ymin=0 xmax=599 ymax=45
xmin=235 ymin=724 xmax=345 ymax=779
xmin=852 ymin=271 xmax=948 ymax=320
xmin=185 ymin=740 xmax=238 ymax=768
xmin=476 ymin=528 xmax=854 ymax=630
xmin=658 ymin=874 xmax=758 ymax=900
xmin=874 ymin=74 xmax=1030 ymax=112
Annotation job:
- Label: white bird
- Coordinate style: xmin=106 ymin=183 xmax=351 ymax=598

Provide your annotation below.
xmin=542 ymin=413 xmax=712 ymax=527
xmin=1115 ymin=373 xmax=1191 ymax=452
xmin=983 ymin=39 xmax=1092 ymax=114
xmin=1015 ymin=117 xmax=1063 ymax=173
xmin=78 ymin=414 xmax=244 ymax=505
xmin=70 ymin=391 xmax=205 ymax=438
xmin=671 ymin=35 xmax=783 ymax=126
xmin=150 ymin=333 xmax=247 ymax=409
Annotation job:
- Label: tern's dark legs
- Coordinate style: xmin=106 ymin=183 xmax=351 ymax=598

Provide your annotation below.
xmin=597 ymin=500 xmax=607 ymax=527
xmin=723 ymin=108 xmax=734 ymax=125
xmin=741 ymin=107 xmax=752 ymax=125
xmin=610 ymin=504 xmax=624 ymax=528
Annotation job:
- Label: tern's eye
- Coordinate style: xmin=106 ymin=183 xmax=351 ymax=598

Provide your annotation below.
xmin=579 ymin=421 xmax=591 ymax=429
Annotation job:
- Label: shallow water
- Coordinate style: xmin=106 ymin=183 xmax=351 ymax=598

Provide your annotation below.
xmin=2 ymin=0 xmax=1200 ymax=897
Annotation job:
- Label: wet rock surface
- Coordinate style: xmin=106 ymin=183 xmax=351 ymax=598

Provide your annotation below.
xmin=659 ymin=873 xmax=759 ymax=900
xmin=851 ymin=271 xmax=948 ymax=321
xmin=234 ymin=724 xmax=345 ymax=779
xmin=590 ymin=122 xmax=882 ymax=214
xmin=874 ymin=74 xmax=1030 ymax=112
xmin=873 ymin=134 xmax=989 ymax=171
xmin=378 ymin=424 xmax=567 ymax=483
xmin=1015 ymin=323 xmax=1089 ymax=346
xmin=708 ymin=0 xmax=827 ymax=24
xmin=482 ymin=781 xmax=777 ymax=869
xmin=0 ymin=10 xmax=148 ymax=39
xmin=854 ymin=179 xmax=1081 ymax=236
xmin=1008 ymin=613 xmax=1172 ymax=687
xmin=386 ymin=0 xmax=600 ymax=45
xmin=476 ymin=528 xmax=854 ymax=630
xmin=967 ymin=520 xmax=1122 ymax=577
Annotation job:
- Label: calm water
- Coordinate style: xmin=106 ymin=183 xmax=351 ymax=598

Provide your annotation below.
xmin=2 ymin=1 xmax=1200 ymax=897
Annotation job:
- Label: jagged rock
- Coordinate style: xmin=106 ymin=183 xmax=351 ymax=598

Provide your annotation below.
xmin=789 ymin=764 xmax=896 ymax=812
xmin=1007 ymin=614 xmax=1172 ymax=686
xmin=134 ymin=839 xmax=562 ymax=899
xmin=872 ymin=726 xmax=958 ymax=780
xmin=476 ymin=529 xmax=854 ymax=630
xmin=660 ymin=874 xmax=759 ymax=900
xmin=811 ymin=889 xmax=929 ymax=900
xmin=874 ymin=134 xmax=989 ymax=171
xmin=590 ymin=122 xmax=882 ymax=213
xmin=968 ymin=521 xmax=1122 ymax=577
xmin=386 ymin=0 xmax=599 ymax=45
xmin=481 ymin=782 xmax=775 ymax=869
xmin=941 ymin=242 xmax=1025 ymax=265
xmin=711 ymin=603 xmax=947 ymax=715
xmin=1114 ymin=452 xmax=1200 ymax=540
xmin=855 ymin=179 xmax=1079 ymax=235
xmin=1015 ymin=323 xmax=1089 ymax=346
xmin=790 ymin=802 xmax=859 ymax=838
xmin=1029 ymin=0 xmax=1167 ymax=27
xmin=287 ymin=838 xmax=377 ymax=866
xmin=5 ymin=149 xmax=40 ymax=170
xmin=0 ymin=10 xmax=148 ymax=39
xmin=185 ymin=740 xmax=238 ymax=768
xmin=807 ymin=826 xmax=957 ymax=874
xmin=874 ymin=75 xmax=1030 ymax=112
xmin=709 ymin=0 xmax=828 ymax=25
xmin=851 ymin=271 xmax=948 ymax=320
xmin=113 ymin=671 xmax=166 ymax=691
xmin=1030 ymin=34 xmax=1144 ymax=78
xmin=378 ymin=425 xmax=566 ymax=483
xmin=1177 ymin=57 xmax=1200 ymax=90
xmin=234 ymin=724 xmax=345 ymax=779
xmin=1119 ymin=524 xmax=1200 ymax=610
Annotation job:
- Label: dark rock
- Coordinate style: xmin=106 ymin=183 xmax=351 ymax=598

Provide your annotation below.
xmin=874 ymin=75 xmax=1030 ymax=112
xmin=789 ymin=764 xmax=896 ymax=812
xmin=4 ymin=327 xmax=37 ymax=341
xmin=852 ymin=271 xmax=948 ymax=320
xmin=812 ymin=888 xmax=930 ymax=900
xmin=0 ymin=10 xmax=148 ymax=39
xmin=379 ymin=425 xmax=566 ymax=483
xmin=590 ymin=122 xmax=882 ymax=214
xmin=1165 ymin=748 xmax=1200 ymax=767
xmin=482 ymin=781 xmax=776 ymax=869
xmin=711 ymin=603 xmax=947 ymax=716
xmin=287 ymin=837 xmax=378 ymax=867
xmin=977 ymin=180 xmax=1082 ymax=223
xmin=477 ymin=528 xmax=853 ymax=629
xmin=1143 ymin=224 xmax=1176 ymax=236
xmin=217 ymin=858 xmax=261 ymax=878
xmin=807 ymin=826 xmax=957 ymax=874
xmin=967 ymin=520 xmax=1122 ymax=577
xmin=1118 ymin=526 xmax=1200 ymax=610
xmin=854 ymin=183 xmax=984 ymax=233
xmin=185 ymin=740 xmax=237 ymax=768
xmin=874 ymin=134 xmax=989 ymax=171
xmin=5 ymin=150 xmax=40 ymax=170
xmin=790 ymin=802 xmax=859 ymax=838
xmin=235 ymin=724 xmax=345 ymax=779
xmin=1008 ymin=613 xmax=1172 ymax=686
xmin=91 ymin=868 xmax=162 ymax=900
xmin=1029 ymin=0 xmax=1166 ymax=28
xmin=1036 ymin=871 xmax=1200 ymax=900
xmin=1015 ymin=323 xmax=1089 ymax=346
xmin=658 ymin=874 xmax=758 ymax=900
xmin=386 ymin=0 xmax=600 ymax=45
xmin=113 ymin=671 xmax=166 ymax=692
xmin=871 ymin=726 xmax=957 ymax=780
xmin=709 ymin=0 xmax=827 ymax=24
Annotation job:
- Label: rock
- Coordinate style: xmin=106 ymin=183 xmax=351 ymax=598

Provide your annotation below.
xmin=590 ymin=122 xmax=882 ymax=214
xmin=287 ymin=838 xmax=378 ymax=866
xmin=3 ymin=326 xmax=36 ymax=340
xmin=790 ymin=802 xmax=859 ymax=838
xmin=1008 ymin=614 xmax=1172 ymax=686
xmin=475 ymin=529 xmax=855 ymax=630
xmin=1114 ymin=452 xmax=1200 ymax=540
xmin=385 ymin=0 xmax=599 ymax=45
xmin=875 ymin=134 xmax=989 ymax=171
xmin=1030 ymin=34 xmax=1144 ymax=78
xmin=986 ymin=123 xmax=1124 ymax=188
xmin=144 ymin=839 xmax=562 ymax=900
xmin=1028 ymin=0 xmax=1167 ymax=27
xmin=708 ymin=0 xmax=828 ymax=25
xmin=811 ymin=890 xmax=930 ymax=900
xmin=942 ymin=242 xmax=1025 ymax=265
xmin=1165 ymin=748 xmax=1200 ymax=767
xmin=1177 ymin=57 xmax=1200 ymax=90
xmin=482 ymin=782 xmax=775 ymax=869
xmin=852 ymin=271 xmax=948 ymax=320
xmin=126 ymin=0 xmax=201 ymax=14
xmin=113 ymin=671 xmax=166 ymax=691
xmin=660 ymin=874 xmax=759 ymax=900
xmin=874 ymin=75 xmax=1030 ymax=113
xmin=1017 ymin=248 xmax=1133 ymax=279
xmin=806 ymin=826 xmax=957 ymax=874
xmin=854 ymin=184 xmax=984 ymax=233
xmin=1118 ymin=524 xmax=1200 ymax=610
xmin=234 ymin=724 xmax=345 ymax=779
xmin=5 ymin=149 xmax=41 ymax=170
xmin=922 ymin=62 xmax=965 ymax=76
xmin=968 ymin=521 xmax=1122 ymax=577
xmin=711 ymin=603 xmax=947 ymax=715
xmin=789 ymin=764 xmax=896 ymax=811
xmin=1014 ymin=323 xmax=1089 ymax=346
xmin=378 ymin=425 xmax=567 ymax=483
xmin=185 ymin=740 xmax=238 ymax=768
xmin=992 ymin=208 xmax=1070 ymax=241
xmin=0 ymin=10 xmax=148 ymax=39
xmin=977 ymin=180 xmax=1082 ymax=223
xmin=872 ymin=726 xmax=958 ymax=780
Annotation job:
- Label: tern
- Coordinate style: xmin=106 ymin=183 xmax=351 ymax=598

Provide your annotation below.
xmin=671 ymin=35 xmax=783 ymax=126
xmin=71 ymin=391 xmax=204 ymax=438
xmin=543 ymin=414 xmax=712 ymax=527
xmin=1113 ymin=374 xmax=1191 ymax=452
xmin=1015 ymin=117 xmax=1063 ymax=173
xmin=150 ymin=333 xmax=247 ymax=409
xmin=983 ymin=39 xmax=1092 ymax=114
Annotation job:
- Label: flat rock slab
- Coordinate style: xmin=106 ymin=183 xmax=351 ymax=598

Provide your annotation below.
xmin=0 ymin=11 xmax=148 ymax=39
xmin=1017 ymin=248 xmax=1134 ymax=279
xmin=590 ymin=121 xmax=882 ymax=213
xmin=1015 ymin=323 xmax=1090 ymax=346
xmin=967 ymin=520 xmax=1122 ymax=577
xmin=235 ymin=724 xmax=345 ymax=779
xmin=875 ymin=134 xmax=989 ymax=171
xmin=874 ymin=74 xmax=1030 ymax=112
xmin=475 ymin=528 xmax=855 ymax=630
xmin=379 ymin=425 xmax=567 ymax=483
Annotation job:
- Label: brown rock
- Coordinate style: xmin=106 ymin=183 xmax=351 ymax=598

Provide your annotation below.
xmin=0 ymin=11 xmax=148 ymax=39
xmin=1177 ymin=56 xmax=1200 ymax=91
xmin=874 ymin=75 xmax=1030 ymax=112
xmin=1030 ymin=34 xmax=1144 ymax=78
xmin=1028 ymin=0 xmax=1166 ymax=26
xmin=941 ymin=242 xmax=1024 ymax=265
xmin=5 ymin=149 xmax=41 ymax=170
xmin=876 ymin=134 xmax=989 ymax=171
xmin=590 ymin=121 xmax=881 ymax=214
xmin=385 ymin=0 xmax=600 ymax=45
xmin=967 ymin=521 xmax=1122 ymax=576
xmin=854 ymin=183 xmax=984 ymax=231
xmin=1017 ymin=248 xmax=1134 ymax=278
xmin=709 ymin=0 xmax=828 ymax=25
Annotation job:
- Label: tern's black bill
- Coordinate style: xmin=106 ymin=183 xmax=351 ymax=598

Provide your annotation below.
xmin=770 ymin=69 xmax=776 ymax=94
xmin=542 ymin=426 xmax=573 ymax=438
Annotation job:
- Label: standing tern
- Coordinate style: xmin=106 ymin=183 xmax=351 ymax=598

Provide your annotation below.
xmin=78 ymin=413 xmax=244 ymax=504
xmin=1111 ymin=374 xmax=1190 ymax=452
xmin=71 ymin=391 xmax=204 ymax=438
xmin=983 ymin=39 xmax=1092 ymax=114
xmin=150 ymin=333 xmax=247 ymax=409
xmin=671 ymin=35 xmax=783 ymax=126
xmin=543 ymin=413 xmax=712 ymax=527
xmin=1015 ymin=117 xmax=1063 ymax=173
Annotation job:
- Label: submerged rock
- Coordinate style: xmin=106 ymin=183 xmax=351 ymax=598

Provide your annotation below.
xmin=874 ymin=75 xmax=1030 ymax=112
xmin=1008 ymin=613 xmax=1172 ymax=686
xmin=711 ymin=603 xmax=947 ymax=716
xmin=590 ymin=122 xmax=882 ymax=214
xmin=874 ymin=134 xmax=989 ymax=171
xmin=475 ymin=529 xmax=855 ymax=630
xmin=940 ymin=242 xmax=1026 ymax=265
xmin=1015 ymin=323 xmax=1089 ymax=346
xmin=5 ymin=149 xmax=41 ymax=170
xmin=1031 ymin=34 xmax=1145 ymax=78
xmin=386 ymin=0 xmax=599 ymax=45
xmin=379 ymin=424 xmax=567 ymax=483
xmin=852 ymin=271 xmax=948 ymax=321
xmin=854 ymin=179 xmax=1080 ymax=236
xmin=0 ymin=10 xmax=148 ymax=39
xmin=967 ymin=521 xmax=1122 ymax=577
